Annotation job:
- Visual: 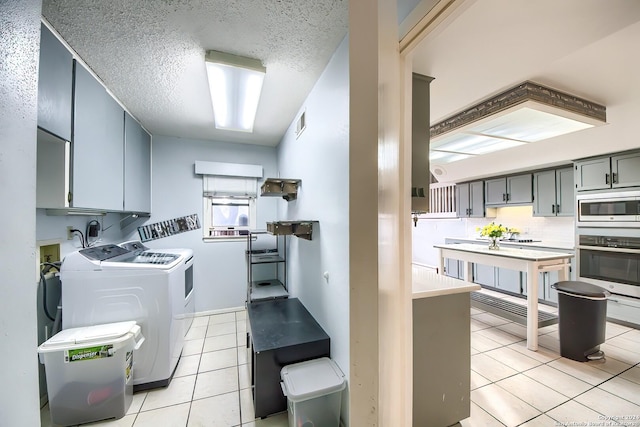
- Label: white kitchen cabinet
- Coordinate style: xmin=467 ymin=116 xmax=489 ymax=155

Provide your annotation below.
xmin=533 ymin=167 xmax=574 ymax=217
xmin=37 ymin=23 xmax=73 ymax=141
xmin=72 ymin=61 xmax=124 ymax=211
xmin=124 ymin=112 xmax=151 ymax=213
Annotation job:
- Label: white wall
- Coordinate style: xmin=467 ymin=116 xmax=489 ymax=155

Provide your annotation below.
xmin=0 ymin=1 xmax=42 ymax=425
xmin=276 ymin=36 xmax=351 ymax=421
xmin=148 ymin=135 xmax=278 ymax=312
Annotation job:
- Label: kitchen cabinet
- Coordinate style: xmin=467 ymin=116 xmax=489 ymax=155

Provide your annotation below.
xmin=72 ymin=61 xmax=124 ymax=211
xmin=37 ymin=23 xmax=73 ymax=141
xmin=124 ymin=112 xmax=151 ymax=213
xmin=533 ymin=167 xmax=574 ymax=217
xmin=575 ymin=152 xmax=640 ymax=191
xmin=485 ymin=174 xmax=532 ymax=206
xmin=444 ymin=258 xmax=463 ymax=279
xmin=472 ymin=264 xmax=521 ymax=294
xmin=456 ymin=181 xmax=484 ymax=217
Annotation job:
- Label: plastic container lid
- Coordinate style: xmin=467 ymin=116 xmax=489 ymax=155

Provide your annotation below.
xmin=281 ymin=357 xmax=345 ymax=402
xmin=38 ymin=321 xmax=139 ymax=353
xmin=552 ymin=281 xmax=609 ymax=298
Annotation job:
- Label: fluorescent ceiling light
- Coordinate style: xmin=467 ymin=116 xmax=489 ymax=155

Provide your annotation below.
xmin=205 ymin=50 xmax=266 ymax=132
xmin=429 ymin=82 xmax=606 ymax=164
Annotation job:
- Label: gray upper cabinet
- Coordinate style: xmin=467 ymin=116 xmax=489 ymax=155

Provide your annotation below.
xmin=533 ymin=167 xmax=574 ymax=217
xmin=37 ymin=24 xmax=72 ymax=141
xmin=124 ymin=112 xmax=151 ymax=213
xmin=485 ymin=174 xmax=532 ymax=206
xmin=575 ymin=152 xmax=640 ymax=191
xmin=72 ymin=61 xmax=124 ymax=211
xmin=456 ymin=181 xmax=484 ymax=217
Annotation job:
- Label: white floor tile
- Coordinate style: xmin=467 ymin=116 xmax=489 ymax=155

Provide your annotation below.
xmin=470 ymin=332 xmax=503 ymax=353
xmin=235 ymin=310 xmax=247 ymax=321
xmin=185 ymin=325 xmax=207 ymax=341
xmin=140 ymin=375 xmax=196 ymax=412
xmin=523 ymin=365 xmax=592 ymax=398
xmin=620 ymin=365 xmax=640 ymax=385
xmin=126 ymin=392 xmax=147 ymax=415
xmin=484 ymin=347 xmax=542 ymax=372
xmin=208 ymin=312 xmax=236 ymax=325
xmin=574 ymin=387 xmax=640 ymax=419
xmin=548 ymin=358 xmax=614 ymax=386
xmin=495 ymin=374 xmax=569 ymax=412
xmin=605 ymin=321 xmax=633 ymax=339
xmin=242 ymin=412 xmax=288 ymax=426
xmin=471 ymin=383 xmax=541 ymax=426
xmin=599 ymin=376 xmax=640 ymax=406
xmin=187 ymin=391 xmax=241 ymax=427
xmin=193 ymin=366 xmax=239 ymax=400
xmin=133 ymin=402 xmax=190 ymax=427
xmin=518 ymin=414 xmax=557 ymax=427
xmin=496 ymin=322 xmax=527 ymax=339
xmin=203 ymin=333 xmax=237 ymax=352
xmin=237 ymin=345 xmax=248 ymax=365
xmin=586 ymin=355 xmax=632 ymax=376
xmin=174 ymin=354 xmax=200 ymax=378
xmin=239 ymin=362 xmax=251 ymax=390
xmin=474 ymin=327 xmax=522 ymax=346
xmin=191 ymin=316 xmax=209 ymax=328
xmin=507 ymin=341 xmax=560 ymax=364
xmin=537 ymin=333 xmax=560 ymax=353
xmin=83 ymin=414 xmax=137 ymax=426
xmin=606 ymin=334 xmax=640 ymax=354
xmin=546 ymin=400 xmax=603 ymax=425
xmin=206 ymin=321 xmax=236 ymax=337
xmin=600 ymin=342 xmax=640 ymax=366
xmin=458 ymin=401 xmax=505 ymax=427
xmin=182 ymin=338 xmax=205 ymax=356
xmin=473 ymin=312 xmax=512 ymax=327
xmin=471 ymin=353 xmax=518 ymax=382
xmin=240 ymin=387 xmax=255 ymax=423
xmin=199 ymin=348 xmax=237 ymax=373
xmin=471 ymin=318 xmax=492 ymax=331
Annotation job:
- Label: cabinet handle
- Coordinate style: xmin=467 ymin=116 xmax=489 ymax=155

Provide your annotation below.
xmin=506 ymin=193 xmax=510 ymax=201
xmin=503 ymin=193 xmax=506 ymax=201
xmin=605 ymin=173 xmax=610 ymax=185
xmin=556 ymin=204 xmax=560 ymax=213
xmin=612 ymin=172 xmax=618 ymax=184
xmin=552 ymin=204 xmax=555 ymax=213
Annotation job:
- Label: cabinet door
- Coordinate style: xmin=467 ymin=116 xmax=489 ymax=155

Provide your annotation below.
xmin=37 ymin=24 xmax=72 ymax=141
xmin=72 ymin=61 xmax=124 ymax=211
xmin=611 ymin=152 xmax=640 ymax=189
xmin=469 ymin=181 xmax=485 ymax=217
xmin=456 ymin=183 xmax=470 ymax=217
xmin=445 ymin=259 xmax=462 ymax=279
xmin=473 ymin=264 xmax=495 ymax=287
xmin=124 ymin=112 xmax=151 ymax=213
xmin=575 ymin=157 xmax=610 ymax=191
xmin=496 ymin=268 xmax=521 ymax=294
xmin=507 ymin=174 xmax=532 ymax=204
xmin=485 ymin=178 xmax=506 ymax=205
xmin=533 ymin=170 xmax=556 ymax=216
xmin=555 ymin=167 xmax=574 ymax=217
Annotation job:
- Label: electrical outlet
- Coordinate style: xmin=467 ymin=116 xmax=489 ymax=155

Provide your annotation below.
xmin=67 ymin=226 xmax=74 ymax=240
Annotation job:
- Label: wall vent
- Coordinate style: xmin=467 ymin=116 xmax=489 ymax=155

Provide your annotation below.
xmin=296 ymin=111 xmax=306 ymax=138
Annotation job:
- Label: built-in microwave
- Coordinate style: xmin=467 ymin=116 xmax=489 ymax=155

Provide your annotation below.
xmin=577 ymin=191 xmax=640 ymax=227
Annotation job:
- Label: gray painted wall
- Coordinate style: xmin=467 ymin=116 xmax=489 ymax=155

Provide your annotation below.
xmin=276 ymin=36 xmax=350 ymax=422
xmin=147 ymin=135 xmax=278 ymax=312
xmin=0 ymin=0 xmax=43 ymax=425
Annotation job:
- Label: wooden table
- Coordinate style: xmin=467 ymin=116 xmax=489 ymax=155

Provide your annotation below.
xmin=434 ymin=243 xmax=574 ymax=351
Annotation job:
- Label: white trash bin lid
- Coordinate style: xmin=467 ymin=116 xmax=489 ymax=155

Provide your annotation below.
xmin=38 ymin=321 xmax=140 ymax=354
xmin=281 ymin=357 xmax=346 ymax=403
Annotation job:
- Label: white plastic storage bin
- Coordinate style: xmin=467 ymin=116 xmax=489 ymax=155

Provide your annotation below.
xmin=38 ymin=321 xmax=144 ymax=426
xmin=280 ymin=357 xmax=346 ymax=427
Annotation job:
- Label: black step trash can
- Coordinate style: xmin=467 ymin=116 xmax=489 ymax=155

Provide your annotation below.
xmin=551 ymin=281 xmax=610 ymax=362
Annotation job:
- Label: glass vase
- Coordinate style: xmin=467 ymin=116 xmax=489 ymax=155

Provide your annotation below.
xmin=488 ymin=237 xmax=500 ymax=250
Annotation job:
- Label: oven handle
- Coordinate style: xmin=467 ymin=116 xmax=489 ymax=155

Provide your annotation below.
xmin=577 ymin=245 xmax=640 ymax=254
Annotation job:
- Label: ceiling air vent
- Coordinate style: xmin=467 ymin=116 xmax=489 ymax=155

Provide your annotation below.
xmin=296 ymin=111 xmax=306 ymax=138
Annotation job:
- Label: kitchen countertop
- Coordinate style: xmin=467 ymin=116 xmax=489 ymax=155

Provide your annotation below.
xmin=412 ymin=264 xmax=480 ymax=299
xmin=444 ymin=236 xmax=574 ymax=251
xmin=434 ymin=243 xmax=574 ymax=261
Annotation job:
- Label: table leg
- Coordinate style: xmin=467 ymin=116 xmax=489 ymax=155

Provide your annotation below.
xmin=463 ymin=261 xmax=472 ymax=283
xmin=438 ymin=249 xmax=445 ymax=275
xmin=526 ymin=262 xmax=539 ymax=351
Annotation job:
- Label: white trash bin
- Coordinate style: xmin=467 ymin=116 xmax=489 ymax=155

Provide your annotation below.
xmin=280 ymin=357 xmax=346 ymax=427
xmin=38 ymin=321 xmax=144 ymax=426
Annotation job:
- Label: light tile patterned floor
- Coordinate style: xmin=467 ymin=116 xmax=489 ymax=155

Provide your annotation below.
xmin=40 ymin=293 xmax=640 ymax=427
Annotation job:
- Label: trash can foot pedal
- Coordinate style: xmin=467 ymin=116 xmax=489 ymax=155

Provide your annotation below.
xmin=587 ymin=350 xmax=605 ymax=360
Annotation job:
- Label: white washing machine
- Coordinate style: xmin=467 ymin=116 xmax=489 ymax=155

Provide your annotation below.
xmin=61 ymin=241 xmax=194 ymax=391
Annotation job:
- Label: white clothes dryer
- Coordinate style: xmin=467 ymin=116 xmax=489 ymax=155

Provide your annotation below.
xmin=61 ymin=241 xmax=194 ymax=391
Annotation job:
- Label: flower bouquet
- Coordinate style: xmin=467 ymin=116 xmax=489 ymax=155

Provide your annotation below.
xmin=477 ymin=222 xmax=508 ymax=250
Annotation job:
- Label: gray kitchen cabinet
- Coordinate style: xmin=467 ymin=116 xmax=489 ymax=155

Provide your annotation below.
xmin=37 ymin=24 xmax=73 ymax=141
xmin=575 ymin=152 xmax=640 ymax=191
xmin=473 ymin=263 xmax=495 ymax=287
xmin=456 ymin=181 xmax=484 ymax=217
xmin=485 ymin=174 xmax=532 ymax=206
xmin=124 ymin=112 xmax=151 ymax=213
xmin=533 ymin=167 xmax=574 ymax=217
xmin=496 ymin=268 xmax=521 ymax=294
xmin=73 ymin=61 xmax=124 ymax=211
xmin=445 ymin=258 xmax=463 ymax=279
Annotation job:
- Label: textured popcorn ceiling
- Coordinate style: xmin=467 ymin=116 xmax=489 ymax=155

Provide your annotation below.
xmin=42 ymin=0 xmax=348 ymax=146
